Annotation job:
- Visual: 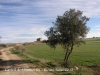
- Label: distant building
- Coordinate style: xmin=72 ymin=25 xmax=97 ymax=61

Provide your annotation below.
xmin=37 ymin=38 xmax=42 ymax=42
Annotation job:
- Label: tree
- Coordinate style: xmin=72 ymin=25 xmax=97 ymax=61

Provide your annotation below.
xmin=44 ymin=9 xmax=90 ymax=64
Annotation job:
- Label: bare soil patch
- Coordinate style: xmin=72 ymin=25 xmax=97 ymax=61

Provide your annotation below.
xmin=0 ymin=47 xmax=54 ymax=75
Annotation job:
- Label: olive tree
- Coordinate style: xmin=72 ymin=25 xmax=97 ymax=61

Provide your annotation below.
xmin=44 ymin=9 xmax=90 ymax=64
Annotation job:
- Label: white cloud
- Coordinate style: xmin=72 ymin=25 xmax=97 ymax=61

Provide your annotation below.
xmin=0 ymin=26 xmax=49 ymax=43
xmin=1 ymin=0 xmax=100 ymax=43
xmin=29 ymin=27 xmax=48 ymax=34
xmin=86 ymin=32 xmax=100 ymax=38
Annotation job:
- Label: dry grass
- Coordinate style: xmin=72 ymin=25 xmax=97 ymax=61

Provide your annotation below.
xmin=93 ymin=70 xmax=100 ymax=75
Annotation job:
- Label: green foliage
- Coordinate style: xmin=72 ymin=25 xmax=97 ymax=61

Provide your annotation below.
xmin=45 ymin=9 xmax=90 ymax=64
xmin=11 ymin=49 xmax=20 ymax=54
xmin=45 ymin=9 xmax=90 ymax=48
xmin=11 ymin=49 xmax=27 ymax=57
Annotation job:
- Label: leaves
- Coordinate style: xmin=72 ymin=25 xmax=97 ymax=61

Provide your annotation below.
xmin=45 ymin=9 xmax=90 ymax=49
xmin=44 ymin=9 xmax=90 ymax=63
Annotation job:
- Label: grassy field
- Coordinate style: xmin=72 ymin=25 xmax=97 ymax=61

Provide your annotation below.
xmin=11 ymin=38 xmax=100 ymax=75
xmin=24 ymin=39 xmax=100 ymax=66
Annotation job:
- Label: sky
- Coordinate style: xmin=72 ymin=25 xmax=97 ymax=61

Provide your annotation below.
xmin=0 ymin=0 xmax=100 ymax=43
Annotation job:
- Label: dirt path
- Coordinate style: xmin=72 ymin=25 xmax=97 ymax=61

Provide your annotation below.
xmin=0 ymin=47 xmax=54 ymax=75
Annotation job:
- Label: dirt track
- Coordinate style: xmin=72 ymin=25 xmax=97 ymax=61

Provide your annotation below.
xmin=0 ymin=47 xmax=54 ymax=75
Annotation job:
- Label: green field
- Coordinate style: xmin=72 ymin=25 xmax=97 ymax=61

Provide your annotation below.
xmin=12 ymin=38 xmax=100 ymax=75
xmin=24 ymin=39 xmax=100 ymax=66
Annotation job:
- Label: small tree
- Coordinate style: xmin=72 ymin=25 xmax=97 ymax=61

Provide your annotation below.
xmin=45 ymin=9 xmax=90 ymax=64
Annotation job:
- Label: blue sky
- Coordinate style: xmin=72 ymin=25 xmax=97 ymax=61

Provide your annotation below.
xmin=0 ymin=0 xmax=100 ymax=43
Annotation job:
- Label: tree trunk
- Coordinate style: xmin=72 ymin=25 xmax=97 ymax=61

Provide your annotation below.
xmin=64 ymin=43 xmax=73 ymax=64
xmin=64 ymin=46 xmax=69 ymax=63
xmin=64 ymin=50 xmax=70 ymax=64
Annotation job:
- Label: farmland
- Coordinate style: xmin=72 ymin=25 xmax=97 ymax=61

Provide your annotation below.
xmin=11 ymin=38 xmax=100 ymax=75
xmin=25 ymin=39 xmax=100 ymax=66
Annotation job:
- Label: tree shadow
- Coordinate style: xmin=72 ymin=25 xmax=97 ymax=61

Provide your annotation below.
xmin=0 ymin=58 xmax=25 ymax=71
